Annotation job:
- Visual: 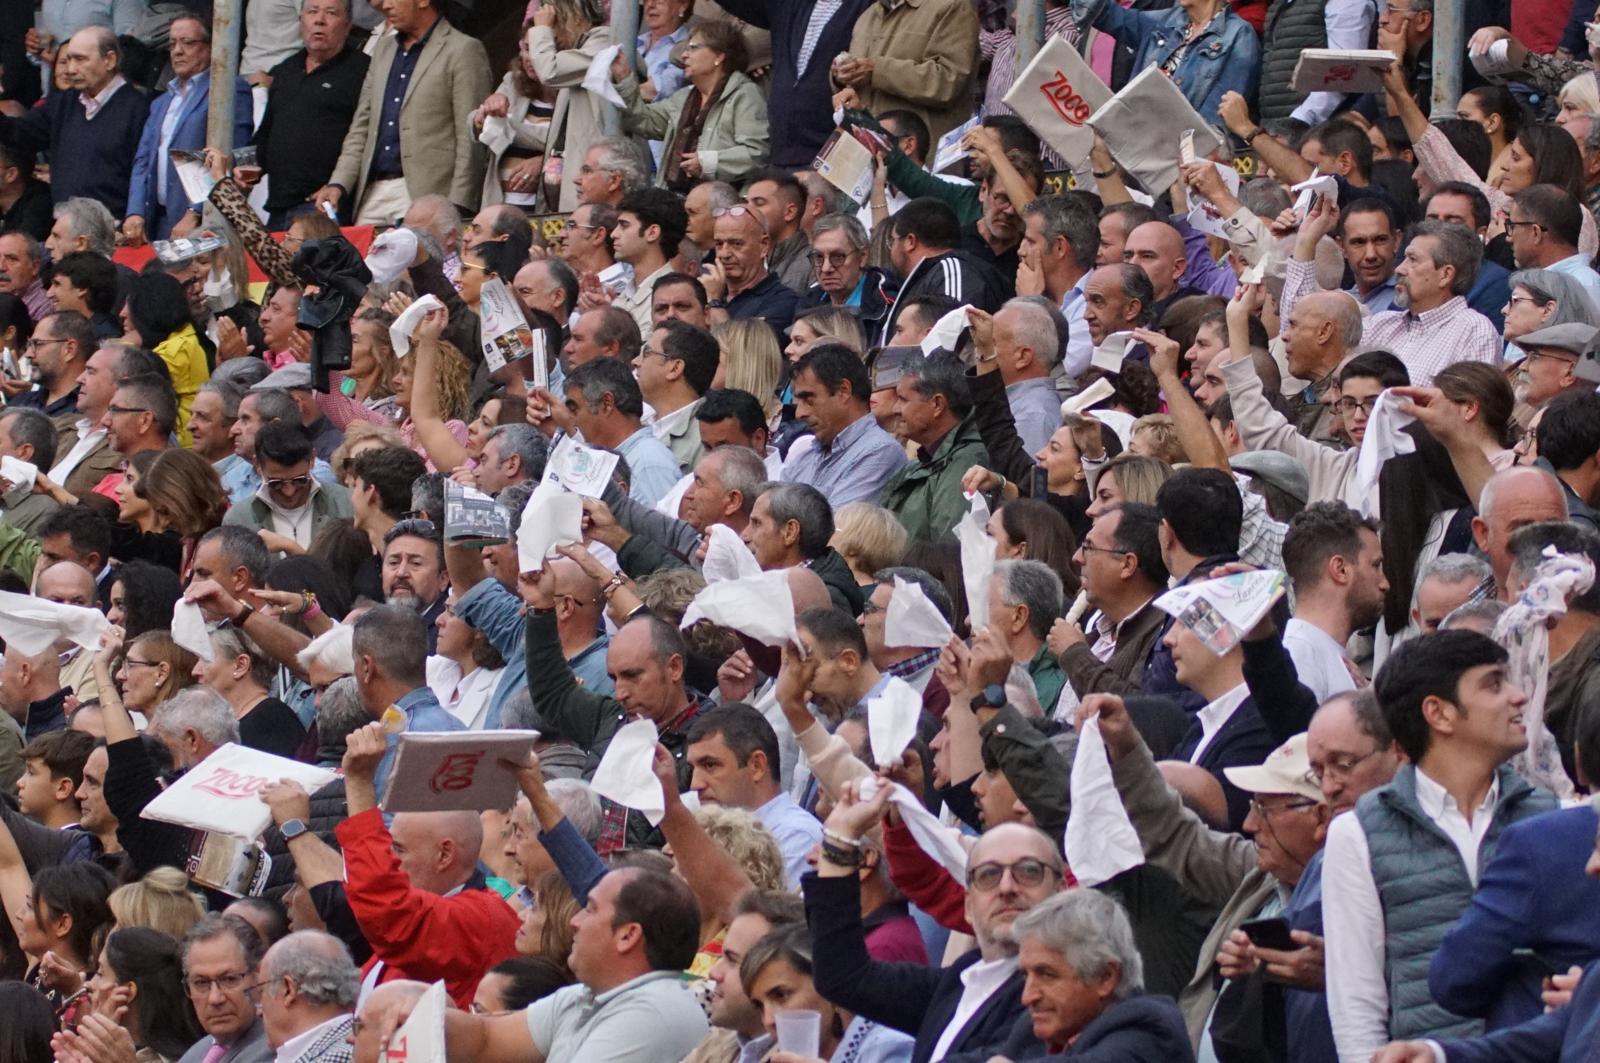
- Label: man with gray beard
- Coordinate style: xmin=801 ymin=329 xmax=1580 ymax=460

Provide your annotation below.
xmin=381 ymin=519 xmax=449 ymax=654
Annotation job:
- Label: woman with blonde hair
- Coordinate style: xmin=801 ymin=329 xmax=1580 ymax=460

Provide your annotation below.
xmin=786 ymin=305 xmax=868 ymax=361
xmin=528 ymin=0 xmax=613 ymax=210
xmin=513 ymin=870 xmax=578 ymax=972
xmin=1127 ymin=415 xmax=1186 ymax=466
xmin=330 ymin=422 xmax=408 ymax=486
xmin=342 ymin=308 xmax=401 ymax=415
xmin=93 ymin=630 xmax=199 ymax=725
xmin=1087 ymin=453 xmax=1174 ymax=518
xmin=830 ymin=503 xmax=909 ymax=589
xmin=108 ymin=868 xmax=206 ymax=941
xmin=711 ymin=318 xmax=783 ymax=420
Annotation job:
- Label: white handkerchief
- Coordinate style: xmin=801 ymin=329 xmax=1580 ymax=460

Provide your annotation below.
xmin=1291 ymin=171 xmax=1340 ymax=223
xmin=583 ymin=45 xmax=626 ymax=107
xmin=1064 ymin=716 xmax=1145 ymax=886
xmin=390 ymin=294 xmax=445 ymax=356
xmin=867 ymin=677 xmax=922 ymax=768
xmin=590 ymin=718 xmax=666 ymax=826
xmin=365 ymin=228 xmax=419 ymax=287
xmin=0 ymin=455 xmax=36 ymax=490
xmin=1091 ymin=331 xmax=1133 ymax=374
xmin=1079 ymin=408 xmax=1135 ymax=449
xmin=478 ymin=114 xmax=515 ymax=155
xmin=1353 ymin=389 xmax=1416 ymax=518
xmin=681 ymin=571 xmax=797 ymax=648
xmin=171 ymin=599 xmax=213 ymax=662
xmin=955 ymin=508 xmax=997 ymax=632
xmin=516 ymin=480 xmax=583 ymax=572
xmin=884 ymin=576 xmax=953 ymax=649
xmin=701 ymin=523 xmax=762 ymax=583
xmin=859 ymin=776 xmax=968 ymax=880
xmin=922 ymin=304 xmax=974 ymax=356
xmin=1061 ymin=376 xmax=1117 ymax=418
xmin=0 ymin=590 xmax=110 ymax=656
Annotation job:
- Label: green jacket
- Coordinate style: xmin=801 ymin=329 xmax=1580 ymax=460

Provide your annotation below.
xmin=618 ymin=71 xmax=770 ymax=187
xmin=886 ymin=150 xmax=982 ymax=226
xmin=221 ymin=482 xmax=353 ymax=543
xmin=878 ymin=415 xmax=989 ymax=543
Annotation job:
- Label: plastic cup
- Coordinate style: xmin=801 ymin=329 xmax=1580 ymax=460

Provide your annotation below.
xmin=773 ymin=1009 xmax=821 ymax=1058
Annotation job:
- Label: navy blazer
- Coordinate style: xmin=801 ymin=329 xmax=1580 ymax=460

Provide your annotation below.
xmin=1170 ymin=693 xmax=1278 ymax=832
xmin=945 ymin=992 xmax=1194 ymax=1062
xmin=1438 ymin=958 xmax=1600 ymax=1063
xmin=127 ymin=71 xmax=254 ymax=237
xmin=1430 ymin=805 xmax=1600 ymax=1029
xmin=803 ymin=871 xmax=1028 ymax=1063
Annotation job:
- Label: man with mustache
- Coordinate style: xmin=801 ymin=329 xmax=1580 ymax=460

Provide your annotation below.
xmin=382 ymin=519 xmax=449 ymax=655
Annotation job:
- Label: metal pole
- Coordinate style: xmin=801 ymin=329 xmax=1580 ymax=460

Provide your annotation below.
xmin=604 ymin=0 xmax=640 ymax=135
xmin=207 ymin=0 xmax=243 ymax=153
xmin=1016 ymin=0 xmax=1047 ymax=68
xmin=1429 ymin=1 xmax=1462 ymax=121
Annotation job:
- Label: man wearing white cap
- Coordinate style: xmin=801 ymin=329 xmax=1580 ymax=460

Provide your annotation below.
xmin=1078 ymin=693 xmax=1331 ymax=1060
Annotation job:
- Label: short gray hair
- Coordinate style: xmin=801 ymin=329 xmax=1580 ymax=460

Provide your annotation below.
xmin=316 ymin=676 xmax=367 ymax=749
xmin=184 ymin=913 xmax=264 ymax=974
xmin=199 ymin=379 xmax=247 ymax=419
xmin=486 ymin=423 xmax=548 ymax=481
xmin=874 ymin=566 xmax=954 ymax=623
xmin=262 ymin=930 xmax=360 ymax=1007
xmin=590 ymin=135 xmax=648 ymax=194
xmin=760 ymin=482 xmax=834 ymax=559
xmin=994 ymin=559 xmax=1063 ymax=640
xmin=352 ymin=605 xmax=429 ymax=687
xmin=1001 ymin=297 xmax=1062 ymax=372
xmin=697 ymin=180 xmax=740 ymax=214
xmin=708 ymin=446 xmax=768 ymax=516
xmin=2 ymin=407 xmax=57 ymax=470
xmin=812 ymin=212 xmax=869 ymax=253
xmin=200 ymin=525 xmax=271 ymax=585
xmin=1410 ymin=219 xmax=1482 ymax=295
xmin=1011 ymin=890 xmax=1144 ymax=1001
xmin=1239 ymin=177 xmax=1292 ymax=220
xmin=152 ymin=687 xmax=240 ymax=748
xmin=800 ymin=177 xmax=855 ymax=219
xmin=53 ymin=198 xmax=118 ymax=257
xmin=1418 ymin=552 xmax=1491 ymax=590
xmin=210 ymin=624 xmax=275 ymax=689
xmin=546 ymin=779 xmax=603 ymax=844
xmin=297 ymin=624 xmax=354 ymax=674
xmin=1022 ymin=195 xmax=1098 ymax=271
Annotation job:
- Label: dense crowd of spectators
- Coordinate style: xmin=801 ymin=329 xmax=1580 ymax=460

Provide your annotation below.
xmin=0 ymin=1 xmax=1599 ymax=1062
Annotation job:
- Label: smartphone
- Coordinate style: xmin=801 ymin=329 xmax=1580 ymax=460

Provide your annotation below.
xmin=1512 ymin=948 xmax=1563 ymax=980
xmin=1239 ymin=917 xmax=1298 ymax=952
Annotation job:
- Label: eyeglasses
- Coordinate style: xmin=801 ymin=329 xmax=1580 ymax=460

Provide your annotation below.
xmin=25 ymin=337 xmax=66 ymax=351
xmin=1079 ymin=543 xmax=1129 ymax=558
xmin=1505 ymin=294 xmax=1551 ymax=310
xmin=860 ymin=600 xmax=885 ymax=615
xmin=681 ymin=41 xmax=709 ymax=52
xmin=1523 ymin=348 xmax=1579 ymax=365
xmin=187 ymin=972 xmax=260 ymax=996
xmin=106 ymin=405 xmax=150 ymax=417
xmin=967 ymin=857 xmax=1059 ymax=892
xmin=712 ymin=205 xmax=769 ymax=232
xmin=265 ymin=475 xmax=313 ymax=490
xmin=638 ymin=345 xmax=674 ymax=362
xmin=1309 ymin=748 xmax=1382 ymax=785
xmin=123 ymin=658 xmax=162 ymax=670
xmin=1334 ymin=396 xmax=1379 ymax=415
xmin=807 ymin=250 xmax=857 ymax=267
xmin=1248 ymin=797 xmax=1319 ymax=820
xmin=1502 ymin=219 xmax=1544 ymax=232
xmin=562 ymin=219 xmax=600 ymax=233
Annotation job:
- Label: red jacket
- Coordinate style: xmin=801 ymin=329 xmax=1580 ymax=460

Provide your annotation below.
xmin=336 ymin=807 xmax=521 ymax=1009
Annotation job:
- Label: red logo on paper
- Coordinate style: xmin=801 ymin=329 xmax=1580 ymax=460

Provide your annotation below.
xmin=193 ymin=767 xmax=272 ymax=800
xmin=429 ymin=752 xmax=484 ymax=793
xmin=1327 ymin=64 xmax=1357 ymax=84
xmin=1039 ymin=70 xmax=1091 ymax=125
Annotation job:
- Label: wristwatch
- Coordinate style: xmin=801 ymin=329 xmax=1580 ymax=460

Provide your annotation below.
xmin=970 ymin=683 xmax=1006 ymax=712
xmin=281 ymin=818 xmax=310 ymax=841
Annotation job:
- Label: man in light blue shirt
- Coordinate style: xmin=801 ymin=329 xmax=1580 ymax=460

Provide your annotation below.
xmin=1507 ymin=184 xmax=1600 ymax=307
xmin=222 ymin=388 xmax=339 ymax=503
xmin=350 ymin=605 xmax=465 ymax=798
xmin=780 ymin=343 xmax=908 ymax=505
xmin=684 ymin=704 xmax=822 ymax=888
xmin=563 ymin=357 xmax=681 ymax=507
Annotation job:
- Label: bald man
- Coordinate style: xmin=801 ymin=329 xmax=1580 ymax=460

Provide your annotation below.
xmin=34 ymin=561 xmax=100 ymax=703
xmin=701 ymin=207 xmax=798 ymax=338
xmin=351 ymin=980 xmax=431 ymax=1063
xmin=336 ymin=722 xmax=520 ymax=1008
xmin=1124 ymin=221 xmax=1201 ymax=319
xmin=1471 ymin=467 xmax=1570 ymax=599
xmin=1283 ymin=290 xmax=1363 ymax=440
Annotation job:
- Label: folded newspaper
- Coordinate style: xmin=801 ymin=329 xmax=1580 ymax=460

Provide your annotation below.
xmin=1153 ymin=570 xmax=1287 ymax=657
xmin=444 ymin=479 xmax=511 ymax=545
xmin=381 ymin=731 xmax=543 ymax=813
xmin=1290 ymin=49 xmax=1397 ymax=94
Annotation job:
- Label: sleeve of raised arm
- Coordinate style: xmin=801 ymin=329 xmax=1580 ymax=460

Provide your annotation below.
xmin=524 ymin=609 xmax=619 ymax=754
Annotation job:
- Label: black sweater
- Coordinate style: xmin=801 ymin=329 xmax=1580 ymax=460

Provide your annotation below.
xmin=1 ymin=83 xmax=150 ymax=218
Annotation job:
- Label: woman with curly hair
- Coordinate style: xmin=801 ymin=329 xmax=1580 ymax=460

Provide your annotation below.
xmin=315 ymin=304 xmax=471 ymax=472
xmin=342 ymin=307 xmax=401 ymax=417
xmin=106 ymin=560 xmax=183 ymax=639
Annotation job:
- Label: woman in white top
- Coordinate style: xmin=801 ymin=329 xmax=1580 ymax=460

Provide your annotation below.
xmin=427 ymin=593 xmax=507 ymax=730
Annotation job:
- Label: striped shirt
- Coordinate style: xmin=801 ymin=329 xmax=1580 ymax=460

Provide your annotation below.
xmin=1278 ymin=257 xmax=1501 ymax=387
xmin=978 ymin=6 xmax=1081 ymax=118
xmin=798 ymin=0 xmax=846 ymax=77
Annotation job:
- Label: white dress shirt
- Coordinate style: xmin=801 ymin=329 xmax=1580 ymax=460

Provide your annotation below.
xmin=927 ymin=956 xmax=1019 ymax=1061
xmin=1322 ymin=770 xmax=1501 ymax=1063
xmin=49 ymin=420 xmax=107 ymax=483
xmin=1190 ymin=683 xmax=1251 ymax=763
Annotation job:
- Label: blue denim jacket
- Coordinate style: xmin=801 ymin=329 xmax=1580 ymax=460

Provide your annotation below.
xmin=1071 ymin=0 xmax=1260 ymax=123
